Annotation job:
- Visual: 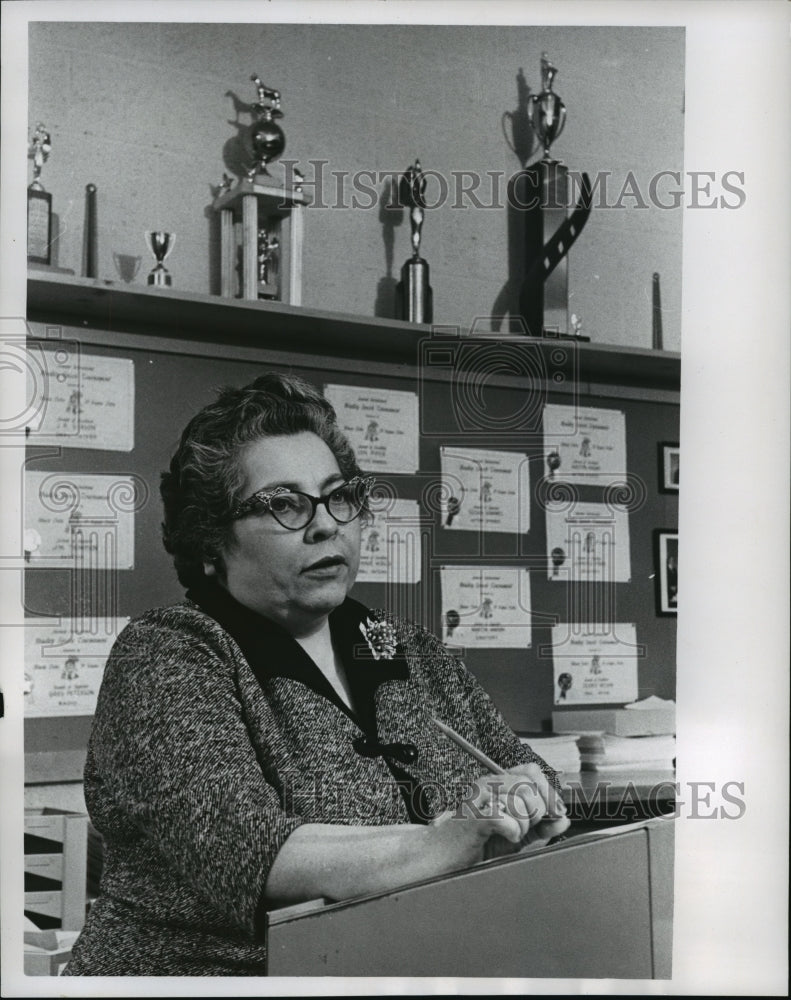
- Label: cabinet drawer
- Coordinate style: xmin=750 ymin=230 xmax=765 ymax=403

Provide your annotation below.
xmin=24 ymin=813 xmax=66 ymax=843
xmin=25 ymin=891 xmax=63 ymax=918
xmin=25 ymin=853 xmax=64 ymax=881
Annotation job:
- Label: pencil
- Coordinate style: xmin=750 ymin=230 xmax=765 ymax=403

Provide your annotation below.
xmin=432 ymin=717 xmax=505 ymax=774
xmin=432 ymin=717 xmax=568 ymax=824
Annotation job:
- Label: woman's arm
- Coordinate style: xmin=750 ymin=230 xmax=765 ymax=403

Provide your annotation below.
xmin=264 ymin=822 xmax=438 ymax=904
xmin=86 ymin=615 xmax=306 ymax=933
xmin=264 ymin=765 xmax=569 ymax=904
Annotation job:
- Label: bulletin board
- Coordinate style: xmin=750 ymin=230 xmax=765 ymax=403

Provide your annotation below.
xmin=23 ymin=323 xmax=679 ymax=779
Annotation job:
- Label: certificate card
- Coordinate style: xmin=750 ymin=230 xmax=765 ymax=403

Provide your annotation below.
xmin=358 ymin=499 xmax=422 ymax=583
xmin=24 ymin=472 xmax=136 ymax=569
xmin=542 ymin=403 xmax=626 ymax=484
xmin=27 ymin=353 xmax=135 ymax=452
xmin=545 ymin=500 xmax=631 ymax=582
xmin=550 ymin=624 xmax=639 ymax=705
xmin=439 ymin=447 xmax=530 ymax=534
xmin=440 ymin=566 xmax=532 ymax=648
xmin=24 ymin=618 xmax=129 ymax=718
xmin=324 ymin=384 xmax=419 ymax=473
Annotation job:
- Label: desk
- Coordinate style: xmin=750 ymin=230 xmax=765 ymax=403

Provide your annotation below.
xmin=267 ymin=817 xmax=674 ymax=978
xmin=562 ymin=770 xmax=677 ymax=823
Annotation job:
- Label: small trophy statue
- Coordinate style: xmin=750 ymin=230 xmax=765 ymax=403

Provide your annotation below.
xmin=514 ymin=54 xmax=592 ymax=338
xmin=246 ymin=74 xmax=286 ymax=180
xmin=395 ymin=159 xmax=433 ymax=324
xmin=144 ymin=231 xmax=176 ymax=287
xmin=28 ymin=123 xmax=53 ymax=264
xmin=257 ymin=227 xmax=279 ymax=298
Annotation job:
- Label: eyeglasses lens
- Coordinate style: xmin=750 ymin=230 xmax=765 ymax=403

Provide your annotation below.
xmin=268 ymin=493 xmax=312 ymax=529
xmin=266 ymin=480 xmax=368 ymax=529
xmin=328 ymin=481 xmax=364 ymax=522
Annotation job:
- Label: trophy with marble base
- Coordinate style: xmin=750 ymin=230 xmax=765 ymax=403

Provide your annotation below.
xmin=213 ymin=74 xmax=308 ymax=304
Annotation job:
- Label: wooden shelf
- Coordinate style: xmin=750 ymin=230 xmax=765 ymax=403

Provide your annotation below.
xmin=27 ymin=271 xmax=680 ymax=390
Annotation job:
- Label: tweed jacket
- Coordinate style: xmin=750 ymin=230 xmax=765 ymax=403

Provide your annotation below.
xmin=63 ymin=591 xmax=553 ymax=977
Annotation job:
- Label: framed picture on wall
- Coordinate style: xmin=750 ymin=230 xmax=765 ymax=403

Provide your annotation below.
xmin=654 ymin=529 xmax=678 ymax=615
xmin=658 ymin=442 xmax=680 ymax=492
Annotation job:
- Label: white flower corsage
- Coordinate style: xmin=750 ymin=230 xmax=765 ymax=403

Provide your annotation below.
xmin=359 ymin=617 xmax=397 ymax=660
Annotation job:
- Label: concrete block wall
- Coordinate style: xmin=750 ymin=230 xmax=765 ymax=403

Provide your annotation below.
xmin=28 ymin=21 xmax=684 ymax=349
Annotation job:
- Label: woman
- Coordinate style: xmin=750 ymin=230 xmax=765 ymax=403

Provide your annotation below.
xmin=63 ymin=372 xmax=569 ymax=976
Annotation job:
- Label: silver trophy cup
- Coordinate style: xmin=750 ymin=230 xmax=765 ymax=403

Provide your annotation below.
xmin=144 ymin=231 xmax=176 ymax=287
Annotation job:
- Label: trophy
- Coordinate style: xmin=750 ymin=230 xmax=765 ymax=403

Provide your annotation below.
xmin=508 ymin=54 xmax=592 ymax=338
xmin=214 ymin=74 xmax=307 ymax=304
xmin=529 ymin=53 xmax=566 ymax=159
xmin=28 ymin=123 xmax=53 ymax=264
xmin=144 ymin=231 xmax=176 ymax=287
xmin=395 ymin=159 xmax=433 ymax=324
xmin=246 ymin=74 xmax=286 ymax=180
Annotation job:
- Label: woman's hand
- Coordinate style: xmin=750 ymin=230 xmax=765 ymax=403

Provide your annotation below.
xmin=265 ymin=764 xmax=570 ymax=905
xmin=424 ymin=763 xmax=571 ymax=870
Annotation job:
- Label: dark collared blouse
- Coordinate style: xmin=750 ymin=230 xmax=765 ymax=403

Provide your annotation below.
xmin=63 ymin=589 xmax=553 ymax=976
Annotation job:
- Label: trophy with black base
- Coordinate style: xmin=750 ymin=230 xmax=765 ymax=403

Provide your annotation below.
xmin=145 ymin=231 xmax=176 ymax=287
xmin=510 ymin=55 xmax=592 ymax=339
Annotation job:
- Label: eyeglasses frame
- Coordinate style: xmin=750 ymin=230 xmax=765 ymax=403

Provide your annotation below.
xmin=230 ymin=474 xmax=376 ymax=529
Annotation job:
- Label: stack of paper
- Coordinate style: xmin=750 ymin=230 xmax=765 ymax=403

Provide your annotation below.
xmin=519 ymin=733 xmax=582 ymax=774
xmin=552 ymin=697 xmax=676 ymax=738
xmin=576 ymin=732 xmax=676 ymax=772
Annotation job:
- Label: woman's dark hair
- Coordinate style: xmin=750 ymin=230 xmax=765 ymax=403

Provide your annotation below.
xmin=160 ymin=371 xmax=364 ymax=588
